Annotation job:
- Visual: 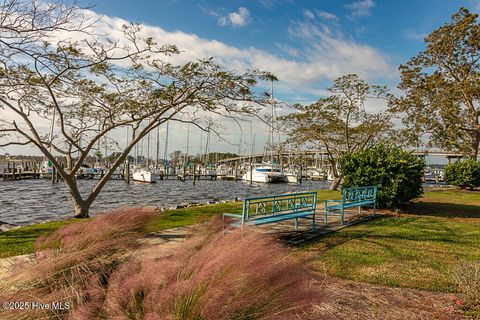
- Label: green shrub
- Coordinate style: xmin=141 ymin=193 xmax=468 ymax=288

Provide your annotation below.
xmin=339 ymin=144 xmax=425 ymax=209
xmin=445 ymin=159 xmax=480 ymax=189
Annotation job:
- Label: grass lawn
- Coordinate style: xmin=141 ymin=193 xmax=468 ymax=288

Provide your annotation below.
xmin=146 ymin=189 xmax=341 ymax=232
xmin=0 ymin=190 xmax=341 ymax=258
xmin=0 ymin=219 xmax=79 ymax=258
xmin=305 ymin=188 xmax=480 ymax=292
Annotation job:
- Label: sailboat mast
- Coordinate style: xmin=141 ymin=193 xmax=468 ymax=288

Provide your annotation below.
xmin=163 ymin=122 xmax=169 ymax=171
xmin=155 ymin=125 xmax=160 ymax=170
xmin=104 ymin=133 xmax=108 ymax=166
xmin=49 ymin=108 xmax=56 ymax=153
xmin=184 ymin=125 xmax=190 ymax=167
xmin=270 ymin=79 xmax=274 ymax=162
xmin=249 ymin=121 xmax=253 ymax=164
xmin=204 ymin=130 xmax=210 ymax=165
xmin=146 ymin=131 xmax=150 ymax=168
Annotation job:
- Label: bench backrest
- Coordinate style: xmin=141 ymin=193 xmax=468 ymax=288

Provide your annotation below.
xmin=243 ymin=192 xmax=316 ymax=221
xmin=342 ymin=186 xmax=377 ymax=203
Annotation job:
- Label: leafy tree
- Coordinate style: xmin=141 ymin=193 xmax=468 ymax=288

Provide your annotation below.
xmin=169 ymin=150 xmax=183 ymax=167
xmin=339 ymin=144 xmax=425 ymax=209
xmin=0 ymin=1 xmax=266 ymax=217
xmin=390 ymin=8 xmax=480 ymax=159
xmin=280 ymin=74 xmax=393 ymax=190
xmin=445 ymin=159 xmax=480 ymax=189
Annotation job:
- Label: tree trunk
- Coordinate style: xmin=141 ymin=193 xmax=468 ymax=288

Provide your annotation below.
xmin=72 ymin=197 xmax=90 ymax=218
xmin=330 ymin=175 xmax=343 ymax=191
xmin=62 ymin=175 xmax=91 ymax=218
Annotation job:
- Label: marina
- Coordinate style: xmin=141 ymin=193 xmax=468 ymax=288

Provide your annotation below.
xmin=0 ymin=178 xmax=330 ymax=226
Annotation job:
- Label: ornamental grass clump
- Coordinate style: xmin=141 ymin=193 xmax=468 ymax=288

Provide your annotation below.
xmin=1 ymin=213 xmax=319 ymax=320
xmin=0 ymin=207 xmax=156 ymax=320
xmin=453 ymin=262 xmax=480 ymax=317
xmin=72 ymin=220 xmax=318 ymax=319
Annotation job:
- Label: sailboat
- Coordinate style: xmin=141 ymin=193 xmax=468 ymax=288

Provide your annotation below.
xmin=243 ymin=79 xmax=289 ymax=183
xmin=284 ymin=171 xmax=298 ymax=183
xmin=132 ymin=128 xmax=157 ymax=183
xmin=132 ymin=169 xmax=157 ymax=183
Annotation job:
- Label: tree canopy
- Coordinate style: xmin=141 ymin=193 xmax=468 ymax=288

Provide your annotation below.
xmin=389 ymin=7 xmax=480 ymax=159
xmin=0 ymin=0 xmax=267 ymax=217
xmin=280 ymin=74 xmax=393 ymax=189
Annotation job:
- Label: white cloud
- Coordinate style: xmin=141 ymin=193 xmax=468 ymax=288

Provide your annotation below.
xmin=345 ymin=0 xmax=375 ymax=19
xmin=403 ymin=28 xmax=426 ymax=41
xmin=218 ymin=7 xmax=251 ymax=28
xmin=275 ymin=43 xmax=301 ymax=57
xmin=51 ymin=9 xmax=394 ymax=93
xmin=303 ymin=9 xmax=315 ymax=20
xmin=259 ymin=0 xmax=275 ymax=9
xmin=286 ymin=21 xmax=393 ymax=82
xmin=316 ymin=10 xmax=339 ymax=20
xmin=1 ymin=8 xmax=396 ymax=155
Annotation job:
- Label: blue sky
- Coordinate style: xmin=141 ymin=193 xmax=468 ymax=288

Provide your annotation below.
xmin=4 ymin=0 xmax=480 ymax=157
xmin=76 ymin=0 xmax=480 ymax=103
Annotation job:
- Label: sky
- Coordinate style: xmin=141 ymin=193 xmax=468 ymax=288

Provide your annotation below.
xmin=2 ymin=0 xmax=480 ymax=157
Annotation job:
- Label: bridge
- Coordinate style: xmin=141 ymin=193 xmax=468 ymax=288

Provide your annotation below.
xmin=217 ymin=150 xmax=465 ymax=165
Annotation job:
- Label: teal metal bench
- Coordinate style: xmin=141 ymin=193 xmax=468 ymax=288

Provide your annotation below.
xmin=223 ymin=192 xmax=317 ymax=231
xmin=324 ymin=186 xmax=377 ymax=224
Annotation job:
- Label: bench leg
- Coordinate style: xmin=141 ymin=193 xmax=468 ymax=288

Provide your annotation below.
xmin=312 ymin=212 xmax=316 ymax=232
xmin=294 ymin=218 xmax=298 ymax=230
xmin=324 ymin=207 xmax=328 ymax=224
xmin=358 ymin=206 xmax=361 ymax=214
xmin=341 ymin=207 xmax=344 ymax=225
xmin=223 ymin=214 xmax=225 ymax=234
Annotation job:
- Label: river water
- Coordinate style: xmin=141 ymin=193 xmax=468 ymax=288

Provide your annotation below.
xmin=0 ymin=179 xmax=330 ymax=225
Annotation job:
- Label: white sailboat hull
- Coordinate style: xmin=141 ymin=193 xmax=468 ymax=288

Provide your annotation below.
xmin=133 ymin=170 xmax=157 ymax=183
xmin=285 ymin=173 xmax=298 ymax=183
xmin=242 ymin=171 xmax=288 ymax=183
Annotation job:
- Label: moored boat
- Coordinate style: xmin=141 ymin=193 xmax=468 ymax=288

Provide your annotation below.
xmin=132 ymin=169 xmax=157 ymax=183
xmin=242 ymin=163 xmax=288 ymax=183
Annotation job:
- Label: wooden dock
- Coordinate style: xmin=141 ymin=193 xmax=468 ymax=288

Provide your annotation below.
xmin=1 ymin=169 xmax=41 ymax=181
xmin=176 ymin=174 xmax=218 ymax=181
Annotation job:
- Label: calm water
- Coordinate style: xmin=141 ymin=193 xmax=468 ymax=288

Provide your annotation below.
xmin=0 ymin=179 xmax=330 ymax=225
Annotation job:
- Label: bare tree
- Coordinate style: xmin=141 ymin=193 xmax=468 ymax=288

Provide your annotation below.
xmin=0 ymin=0 xmax=266 ymax=217
xmin=280 ymin=74 xmax=393 ymax=190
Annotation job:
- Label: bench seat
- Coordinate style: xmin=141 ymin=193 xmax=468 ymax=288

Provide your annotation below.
xmin=327 ymin=200 xmax=376 ymax=210
xmin=229 ymin=210 xmax=315 ymax=227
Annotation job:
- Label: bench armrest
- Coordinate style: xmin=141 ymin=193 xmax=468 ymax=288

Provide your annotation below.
xmin=324 ymin=200 xmax=342 ymax=204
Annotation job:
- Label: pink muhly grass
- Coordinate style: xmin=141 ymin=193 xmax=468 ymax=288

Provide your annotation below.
xmin=452 ymin=262 xmax=480 ymax=314
xmin=99 ymin=219 xmax=319 ymax=320
xmin=0 ymin=207 xmax=156 ymax=320
xmin=1 ymin=213 xmax=320 ymax=320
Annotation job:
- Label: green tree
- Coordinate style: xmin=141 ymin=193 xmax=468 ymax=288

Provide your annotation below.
xmin=390 ymin=8 xmax=480 ymax=159
xmin=280 ymin=74 xmax=393 ymax=190
xmin=0 ymin=1 xmax=266 ymax=218
xmin=340 ymin=144 xmax=425 ymax=209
